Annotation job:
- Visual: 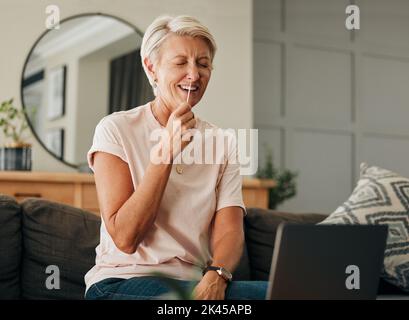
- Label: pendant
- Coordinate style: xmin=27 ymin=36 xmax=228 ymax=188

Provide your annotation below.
xmin=176 ymin=165 xmax=183 ymax=174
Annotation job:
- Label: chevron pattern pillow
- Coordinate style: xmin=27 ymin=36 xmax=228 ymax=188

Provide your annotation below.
xmin=320 ymin=163 xmax=409 ymax=292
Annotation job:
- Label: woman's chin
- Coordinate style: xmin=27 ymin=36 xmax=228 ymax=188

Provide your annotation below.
xmin=162 ymin=92 xmax=202 ymax=109
xmin=175 ymin=96 xmax=200 ymax=107
xmin=188 ymin=99 xmax=198 ymax=107
xmin=186 ymin=94 xmax=203 ymax=107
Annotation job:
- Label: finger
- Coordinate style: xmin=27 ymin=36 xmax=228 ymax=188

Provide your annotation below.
xmin=182 ymin=118 xmax=196 ymax=131
xmin=193 ymin=285 xmax=204 ymax=299
xmin=178 ymin=111 xmax=194 ymax=124
xmin=194 ymin=289 xmax=205 ymax=300
xmin=168 ymin=118 xmax=182 ymax=133
xmin=173 ymin=102 xmax=192 ymax=116
xmin=181 ymin=131 xmax=194 ymax=146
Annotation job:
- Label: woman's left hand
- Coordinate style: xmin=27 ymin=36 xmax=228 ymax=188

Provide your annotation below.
xmin=193 ymin=271 xmax=228 ymax=300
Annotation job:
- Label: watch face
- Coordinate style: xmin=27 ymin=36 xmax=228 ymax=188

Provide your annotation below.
xmin=220 ymin=267 xmax=233 ymax=281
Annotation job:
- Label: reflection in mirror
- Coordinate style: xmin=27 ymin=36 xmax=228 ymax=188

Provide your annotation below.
xmin=22 ymin=14 xmax=153 ymax=169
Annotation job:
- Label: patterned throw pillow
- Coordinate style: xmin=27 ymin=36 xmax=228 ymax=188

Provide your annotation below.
xmin=320 ymin=163 xmax=409 ymax=292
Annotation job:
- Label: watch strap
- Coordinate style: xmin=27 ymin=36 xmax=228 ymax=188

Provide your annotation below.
xmin=202 ymin=266 xmax=232 ymax=282
xmin=202 ymin=266 xmax=220 ymax=275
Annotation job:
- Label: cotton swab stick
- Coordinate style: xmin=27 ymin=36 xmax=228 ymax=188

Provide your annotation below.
xmin=186 ymin=80 xmax=192 ymax=104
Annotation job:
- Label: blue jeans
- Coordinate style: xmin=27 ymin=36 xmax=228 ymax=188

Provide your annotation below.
xmin=85 ymin=276 xmax=268 ymax=300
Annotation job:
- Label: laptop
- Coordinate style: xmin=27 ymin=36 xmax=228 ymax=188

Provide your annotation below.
xmin=266 ymin=224 xmax=388 ymax=300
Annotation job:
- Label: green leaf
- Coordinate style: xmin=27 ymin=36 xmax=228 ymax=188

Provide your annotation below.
xmin=0 ymin=98 xmax=31 ymax=145
xmin=257 ymin=146 xmax=298 ymax=209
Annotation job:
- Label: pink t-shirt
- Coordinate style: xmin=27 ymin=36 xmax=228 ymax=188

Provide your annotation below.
xmin=84 ymin=102 xmax=245 ymax=292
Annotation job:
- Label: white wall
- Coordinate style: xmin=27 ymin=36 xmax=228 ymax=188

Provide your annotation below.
xmin=75 ymin=34 xmax=142 ymax=165
xmin=0 ymin=0 xmax=253 ymax=172
xmin=254 ymin=0 xmax=409 ymax=213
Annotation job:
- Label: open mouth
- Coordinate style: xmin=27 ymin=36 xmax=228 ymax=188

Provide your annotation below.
xmin=178 ymin=84 xmax=199 ymax=94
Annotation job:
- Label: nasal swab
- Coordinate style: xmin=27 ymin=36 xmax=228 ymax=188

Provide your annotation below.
xmin=186 ymin=80 xmax=192 ymax=103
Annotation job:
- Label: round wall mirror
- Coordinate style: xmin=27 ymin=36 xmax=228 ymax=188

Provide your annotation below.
xmin=21 ymin=13 xmax=153 ymax=170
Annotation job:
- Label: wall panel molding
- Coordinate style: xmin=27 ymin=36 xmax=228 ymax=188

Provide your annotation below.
xmin=253 ymin=0 xmax=409 ymax=213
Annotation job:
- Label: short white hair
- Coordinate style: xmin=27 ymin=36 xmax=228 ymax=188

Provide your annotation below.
xmin=140 ymin=15 xmax=217 ymax=95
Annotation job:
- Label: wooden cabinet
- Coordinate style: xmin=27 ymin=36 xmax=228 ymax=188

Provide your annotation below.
xmin=0 ymin=171 xmax=99 ymax=214
xmin=241 ymin=178 xmax=276 ymax=209
xmin=0 ymin=171 xmax=275 ymax=214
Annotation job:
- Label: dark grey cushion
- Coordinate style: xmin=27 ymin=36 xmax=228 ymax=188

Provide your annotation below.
xmin=232 ymin=238 xmax=251 ymax=281
xmin=244 ymin=208 xmax=327 ymax=280
xmin=0 ymin=194 xmax=22 ymax=299
xmin=20 ymin=198 xmax=100 ymax=300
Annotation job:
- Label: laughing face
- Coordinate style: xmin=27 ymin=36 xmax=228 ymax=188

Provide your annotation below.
xmin=150 ymin=34 xmax=212 ymax=110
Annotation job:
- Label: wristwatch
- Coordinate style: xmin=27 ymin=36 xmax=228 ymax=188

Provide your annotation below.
xmin=202 ymin=266 xmax=233 ymax=282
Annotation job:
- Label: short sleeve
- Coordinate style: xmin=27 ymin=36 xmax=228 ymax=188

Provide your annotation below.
xmin=87 ymin=117 xmax=127 ymax=172
xmin=215 ymin=133 xmax=247 ymax=216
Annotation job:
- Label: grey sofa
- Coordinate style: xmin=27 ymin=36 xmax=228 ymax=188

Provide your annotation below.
xmin=0 ymin=194 xmax=406 ymax=299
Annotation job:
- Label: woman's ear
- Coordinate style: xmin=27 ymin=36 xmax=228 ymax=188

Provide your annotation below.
xmin=144 ymin=57 xmax=156 ymax=82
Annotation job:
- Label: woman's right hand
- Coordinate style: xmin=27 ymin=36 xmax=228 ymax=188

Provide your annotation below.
xmin=162 ymin=102 xmax=196 ymax=162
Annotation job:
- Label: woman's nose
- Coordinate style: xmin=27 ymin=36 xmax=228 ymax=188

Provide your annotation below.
xmin=186 ymin=64 xmax=200 ymax=81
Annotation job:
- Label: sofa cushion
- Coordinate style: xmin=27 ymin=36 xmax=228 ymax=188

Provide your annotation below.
xmin=20 ymin=198 xmax=100 ymax=300
xmin=244 ymin=208 xmax=327 ymax=280
xmin=232 ymin=237 xmax=251 ymax=281
xmin=320 ymin=163 xmax=409 ymax=293
xmin=0 ymin=194 xmax=22 ymax=299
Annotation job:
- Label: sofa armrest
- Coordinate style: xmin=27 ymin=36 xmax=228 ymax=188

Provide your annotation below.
xmin=0 ymin=194 xmax=22 ymax=299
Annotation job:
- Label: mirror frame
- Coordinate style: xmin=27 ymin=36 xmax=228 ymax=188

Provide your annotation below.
xmin=20 ymin=12 xmax=145 ymax=169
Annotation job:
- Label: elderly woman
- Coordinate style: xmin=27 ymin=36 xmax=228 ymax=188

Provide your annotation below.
xmin=84 ymin=15 xmax=267 ymax=300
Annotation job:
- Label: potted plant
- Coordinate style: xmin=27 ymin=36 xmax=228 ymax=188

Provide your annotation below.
xmin=0 ymin=98 xmax=33 ymax=171
xmin=257 ymin=147 xmax=298 ymax=210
